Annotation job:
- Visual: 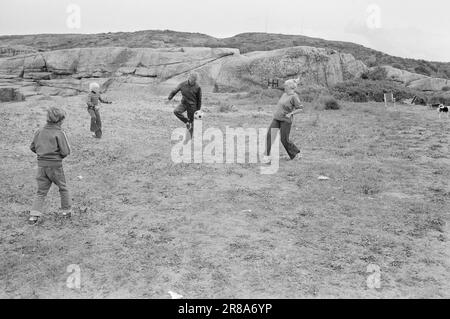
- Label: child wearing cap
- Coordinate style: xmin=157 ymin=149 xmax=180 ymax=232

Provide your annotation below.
xmin=29 ymin=106 xmax=72 ymax=224
xmin=86 ymin=82 xmax=112 ymax=138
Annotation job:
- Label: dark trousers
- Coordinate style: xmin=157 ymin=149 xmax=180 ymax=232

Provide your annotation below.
xmin=174 ymin=103 xmax=196 ymax=136
xmin=88 ymin=108 xmax=102 ymax=138
xmin=31 ymin=166 xmax=71 ymax=216
xmin=266 ymin=119 xmax=300 ymax=159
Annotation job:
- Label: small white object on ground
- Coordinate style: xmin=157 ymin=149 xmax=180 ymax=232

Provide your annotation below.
xmin=318 ymin=176 xmax=330 ymax=181
xmin=77 ymin=176 xmax=83 ymax=180
xmin=168 ymin=291 xmax=183 ymax=299
xmin=242 ymin=210 xmax=252 ymax=213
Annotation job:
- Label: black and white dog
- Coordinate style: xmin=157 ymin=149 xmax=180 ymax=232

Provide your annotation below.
xmin=438 ymin=104 xmax=449 ymax=119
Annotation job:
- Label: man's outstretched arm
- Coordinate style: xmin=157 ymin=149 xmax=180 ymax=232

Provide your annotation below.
xmin=168 ymin=83 xmax=181 ymax=101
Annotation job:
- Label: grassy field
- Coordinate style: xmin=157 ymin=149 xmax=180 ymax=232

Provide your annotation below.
xmin=0 ymin=88 xmax=449 ymax=298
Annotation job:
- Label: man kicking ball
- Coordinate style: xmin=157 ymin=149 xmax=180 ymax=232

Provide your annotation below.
xmin=168 ymin=72 xmax=202 ymax=138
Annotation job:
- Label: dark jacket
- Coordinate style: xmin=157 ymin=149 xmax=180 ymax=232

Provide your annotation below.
xmin=168 ymin=80 xmax=202 ymax=110
xmin=87 ymin=91 xmax=109 ymax=109
xmin=30 ymin=123 xmax=71 ymax=167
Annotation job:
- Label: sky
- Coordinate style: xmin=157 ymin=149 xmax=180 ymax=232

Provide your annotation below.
xmin=0 ymin=0 xmax=449 ymax=62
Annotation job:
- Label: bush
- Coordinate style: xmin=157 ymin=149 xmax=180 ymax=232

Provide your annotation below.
xmin=442 ymin=86 xmax=450 ymax=92
xmin=321 ymin=96 xmax=340 ymax=110
xmin=427 ymin=94 xmax=450 ymax=105
xmin=412 ymin=96 xmax=427 ymax=105
xmin=218 ymin=104 xmax=236 ymax=113
xmin=414 ymin=66 xmax=431 ymax=76
xmin=245 ymin=88 xmax=283 ymax=102
xmin=331 ymin=80 xmax=419 ymax=103
xmin=366 ymin=67 xmax=388 ymax=81
xmin=443 ymin=69 xmax=450 ymax=79
xmin=296 ymin=86 xmax=330 ymax=103
xmin=261 ymin=88 xmax=283 ymax=99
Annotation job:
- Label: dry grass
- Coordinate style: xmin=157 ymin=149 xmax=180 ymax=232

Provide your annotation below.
xmin=0 ymin=93 xmax=449 ymax=298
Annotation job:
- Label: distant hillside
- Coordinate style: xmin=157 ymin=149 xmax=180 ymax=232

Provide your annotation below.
xmin=0 ymin=30 xmax=449 ymax=79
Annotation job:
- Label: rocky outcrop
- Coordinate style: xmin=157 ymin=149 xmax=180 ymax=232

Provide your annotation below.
xmin=213 ymin=46 xmax=367 ymax=92
xmin=0 ymin=87 xmax=25 ymax=102
xmin=0 ymin=45 xmax=368 ymax=99
xmin=0 ymin=45 xmax=37 ymax=58
xmin=0 ymin=47 xmax=239 ymax=97
xmin=380 ymin=65 xmax=450 ymax=92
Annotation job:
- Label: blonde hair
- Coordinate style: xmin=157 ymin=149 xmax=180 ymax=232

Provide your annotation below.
xmin=47 ymin=106 xmax=66 ymax=124
xmin=284 ymin=79 xmax=298 ymax=92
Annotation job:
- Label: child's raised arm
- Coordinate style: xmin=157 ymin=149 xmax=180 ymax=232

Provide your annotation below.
xmin=168 ymin=83 xmax=182 ymax=101
xmin=99 ymin=95 xmax=112 ymax=104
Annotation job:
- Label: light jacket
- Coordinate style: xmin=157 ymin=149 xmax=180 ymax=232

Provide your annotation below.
xmin=273 ymin=92 xmax=303 ymax=123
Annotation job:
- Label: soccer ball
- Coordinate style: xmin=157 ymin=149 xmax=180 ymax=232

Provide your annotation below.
xmin=194 ymin=110 xmax=204 ymax=120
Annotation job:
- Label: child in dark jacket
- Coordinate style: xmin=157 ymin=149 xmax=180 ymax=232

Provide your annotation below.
xmin=29 ymin=107 xmax=72 ymax=224
xmin=87 ymin=82 xmax=112 ymax=138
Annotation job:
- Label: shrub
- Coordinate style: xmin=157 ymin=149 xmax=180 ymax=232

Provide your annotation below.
xmin=321 ymin=96 xmax=340 ymax=110
xmin=297 ymin=86 xmax=330 ymax=102
xmin=245 ymin=88 xmax=283 ymax=103
xmin=414 ymin=66 xmax=431 ymax=76
xmin=427 ymin=94 xmax=450 ymax=105
xmin=218 ymin=104 xmax=235 ymax=113
xmin=331 ymin=80 xmax=419 ymax=103
xmin=361 ymin=181 xmax=380 ymax=195
xmin=366 ymin=67 xmax=388 ymax=81
xmin=412 ymin=96 xmax=427 ymax=105
xmin=443 ymin=69 xmax=450 ymax=79
xmin=442 ymin=86 xmax=450 ymax=92
xmin=261 ymin=88 xmax=283 ymax=99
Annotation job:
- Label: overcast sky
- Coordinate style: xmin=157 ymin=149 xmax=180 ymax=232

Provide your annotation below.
xmin=0 ymin=0 xmax=449 ymax=62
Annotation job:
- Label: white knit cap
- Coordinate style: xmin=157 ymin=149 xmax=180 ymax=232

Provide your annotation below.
xmin=89 ymin=82 xmax=100 ymax=92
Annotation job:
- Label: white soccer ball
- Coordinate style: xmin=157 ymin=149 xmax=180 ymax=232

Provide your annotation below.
xmin=194 ymin=110 xmax=204 ymax=120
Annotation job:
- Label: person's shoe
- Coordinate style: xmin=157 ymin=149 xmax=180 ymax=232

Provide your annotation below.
xmin=92 ymin=133 xmax=97 ymax=138
xmin=186 ymin=122 xmax=193 ymax=131
xmin=61 ymin=209 xmax=72 ymax=217
xmin=28 ymin=216 xmax=39 ymax=225
xmin=293 ymin=153 xmax=303 ymax=161
xmin=261 ymin=155 xmax=271 ymax=164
